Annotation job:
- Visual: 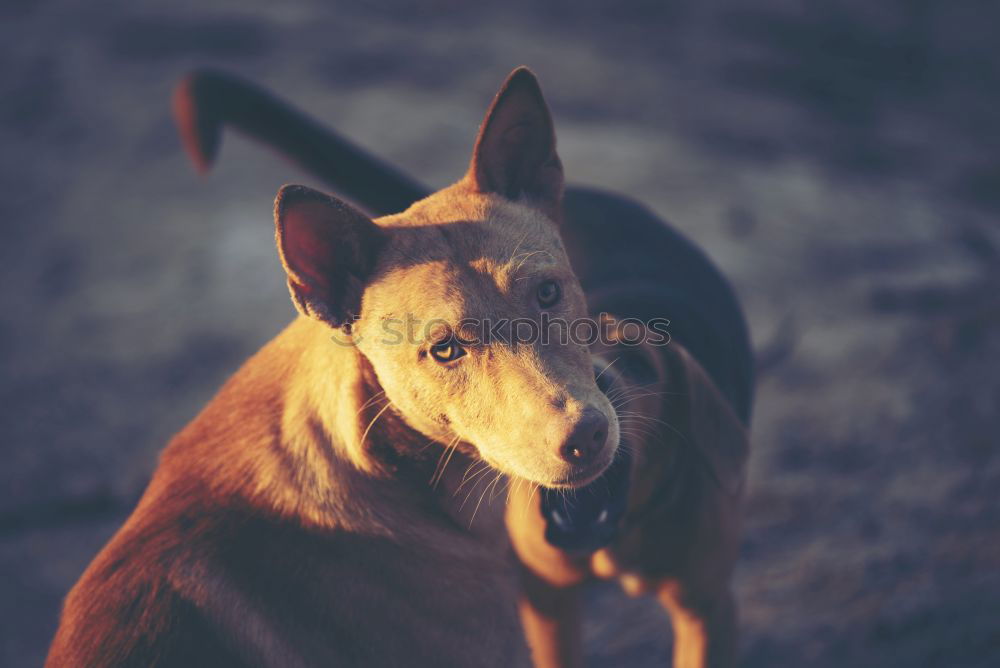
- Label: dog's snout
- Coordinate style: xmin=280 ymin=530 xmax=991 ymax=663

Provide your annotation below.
xmin=558 ymin=409 xmax=609 ymax=465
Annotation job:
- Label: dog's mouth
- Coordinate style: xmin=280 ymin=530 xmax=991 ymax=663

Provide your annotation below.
xmin=550 ymin=455 xmax=615 ymax=489
xmin=540 ymin=446 xmax=633 ymax=553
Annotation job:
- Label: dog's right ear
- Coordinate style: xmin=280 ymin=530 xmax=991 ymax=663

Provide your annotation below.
xmin=466 ymin=67 xmax=564 ymax=216
xmin=274 ymin=184 xmax=383 ymax=329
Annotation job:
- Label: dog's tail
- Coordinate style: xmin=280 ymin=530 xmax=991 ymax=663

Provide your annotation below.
xmin=172 ymin=69 xmax=431 ymax=216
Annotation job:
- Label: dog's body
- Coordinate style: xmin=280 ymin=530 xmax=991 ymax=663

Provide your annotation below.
xmin=48 ymin=69 xmax=752 ymax=668
xmin=47 ymin=316 xmax=530 ymax=666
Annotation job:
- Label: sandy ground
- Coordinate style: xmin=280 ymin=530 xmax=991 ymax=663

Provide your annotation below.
xmin=2 ymin=1 xmax=999 ymax=666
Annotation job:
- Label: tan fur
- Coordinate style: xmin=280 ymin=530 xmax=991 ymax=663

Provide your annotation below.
xmin=355 ymin=189 xmax=618 ymax=486
xmin=507 ymin=323 xmax=749 ymax=668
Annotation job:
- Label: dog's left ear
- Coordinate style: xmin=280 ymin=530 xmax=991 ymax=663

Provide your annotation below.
xmin=274 ymin=184 xmax=383 ymax=329
xmin=466 ymin=67 xmax=564 ymax=215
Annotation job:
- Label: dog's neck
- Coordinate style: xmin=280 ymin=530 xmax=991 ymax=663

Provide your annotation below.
xmin=233 ymin=316 xmax=508 ymax=542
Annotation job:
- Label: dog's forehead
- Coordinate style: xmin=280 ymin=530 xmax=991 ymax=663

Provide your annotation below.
xmin=363 ymin=193 xmax=570 ymax=329
xmin=377 ymin=192 xmax=566 ymax=282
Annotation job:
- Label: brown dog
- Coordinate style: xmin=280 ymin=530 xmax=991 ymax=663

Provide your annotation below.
xmin=49 ymin=68 xmax=753 ymax=667
xmin=169 ymin=68 xmax=755 ymax=667
xmin=48 ymin=69 xmax=625 ymax=667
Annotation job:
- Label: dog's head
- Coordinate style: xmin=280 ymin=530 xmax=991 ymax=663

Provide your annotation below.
xmin=273 ymin=68 xmax=618 ymax=488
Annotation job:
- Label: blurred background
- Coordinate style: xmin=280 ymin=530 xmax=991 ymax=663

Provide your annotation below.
xmin=2 ymin=1 xmax=998 ymax=665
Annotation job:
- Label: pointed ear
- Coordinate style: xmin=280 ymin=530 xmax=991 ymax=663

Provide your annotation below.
xmin=466 ymin=67 xmax=564 ymax=212
xmin=274 ymin=184 xmax=383 ymax=329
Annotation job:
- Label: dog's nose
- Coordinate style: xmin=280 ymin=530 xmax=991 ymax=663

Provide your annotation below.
xmin=558 ymin=409 xmax=609 ymax=465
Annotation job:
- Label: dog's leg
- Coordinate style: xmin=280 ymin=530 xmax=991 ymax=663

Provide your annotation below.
xmin=657 ymin=583 xmax=737 ymax=668
xmin=517 ymin=566 xmax=584 ymax=668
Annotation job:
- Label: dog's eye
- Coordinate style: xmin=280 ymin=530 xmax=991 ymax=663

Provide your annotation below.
xmin=537 ymin=280 xmax=561 ymax=308
xmin=429 ymin=337 xmax=466 ymax=364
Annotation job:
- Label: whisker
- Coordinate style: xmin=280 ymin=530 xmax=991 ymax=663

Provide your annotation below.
xmin=523 ymin=482 xmax=540 ymax=519
xmin=355 ymin=389 xmax=387 ymax=417
xmin=611 ymin=389 xmax=688 ymax=407
xmin=489 ymin=472 xmax=509 ymax=503
xmin=456 ymin=462 xmax=493 ymax=498
xmin=594 ymin=357 xmax=620 ymax=382
xmin=625 ymin=414 xmax=689 ymax=445
xmin=469 ymin=471 xmax=504 ymax=528
xmin=511 ymin=250 xmax=555 ymax=277
xmin=456 ymin=460 xmax=489 ymax=491
xmin=506 ymin=231 xmax=531 ymax=265
xmin=429 ymin=435 xmax=461 ymax=488
xmin=417 ymin=437 xmax=444 ymax=453
xmin=359 ymin=401 xmax=394 ymax=449
xmin=460 ymin=464 xmax=497 ymax=509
